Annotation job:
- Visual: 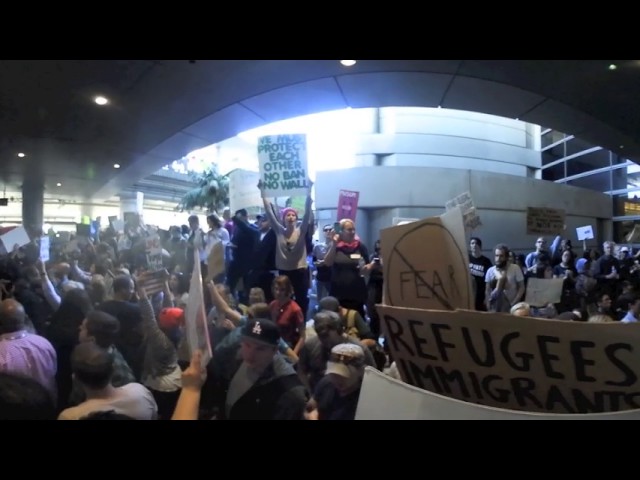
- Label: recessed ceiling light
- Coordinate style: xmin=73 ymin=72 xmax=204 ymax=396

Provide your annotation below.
xmin=340 ymin=60 xmax=357 ymax=67
xmin=17 ymin=152 xmax=25 ymax=158
xmin=113 ymin=163 xmax=121 ymax=169
xmin=56 ymin=182 xmax=62 ymax=187
xmin=620 ymin=145 xmax=625 ymax=149
xmin=94 ymin=96 xmax=109 ymax=105
xmin=608 ymin=64 xmax=617 ymax=71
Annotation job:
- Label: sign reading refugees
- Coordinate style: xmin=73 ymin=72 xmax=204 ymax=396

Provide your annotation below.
xmin=257 ymin=134 xmax=309 ymax=198
xmin=445 ymin=191 xmax=481 ymax=230
xmin=526 ymin=207 xmax=565 ymax=235
xmin=378 ymin=306 xmax=640 ymax=414
xmin=380 ymin=207 xmax=473 ymax=311
xmin=337 ymin=190 xmax=359 ymax=222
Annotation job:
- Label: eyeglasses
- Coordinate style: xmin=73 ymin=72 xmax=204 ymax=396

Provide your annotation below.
xmin=323 ymin=228 xmax=332 ymax=232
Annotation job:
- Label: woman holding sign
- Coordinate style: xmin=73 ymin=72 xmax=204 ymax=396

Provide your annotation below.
xmin=259 ymin=180 xmax=313 ymax=318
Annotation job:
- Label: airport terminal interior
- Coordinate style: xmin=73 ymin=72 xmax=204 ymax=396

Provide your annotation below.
xmin=2 ymin=60 xmax=640 ymax=420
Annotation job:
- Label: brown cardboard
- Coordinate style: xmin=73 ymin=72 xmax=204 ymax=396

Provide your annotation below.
xmin=380 ymin=207 xmax=473 ymax=311
xmin=378 ymin=305 xmax=640 ymax=413
xmin=526 ymin=207 xmax=565 ymax=236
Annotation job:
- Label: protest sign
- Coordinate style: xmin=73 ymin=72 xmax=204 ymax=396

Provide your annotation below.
xmin=526 ymin=207 xmax=565 ymax=235
xmin=355 ymin=367 xmax=640 ymax=420
xmin=524 ymin=278 xmax=565 ymax=307
xmin=0 ymin=225 xmax=31 ymax=252
xmin=576 ymin=225 xmax=594 ymax=241
xmin=378 ymin=306 xmax=640 ymax=414
xmin=392 ymin=217 xmax=420 ymax=226
xmin=229 ymin=169 xmax=262 ymax=213
xmin=445 ymin=191 xmax=481 ymax=230
xmin=380 ymin=207 xmax=473 ymax=311
xmin=337 ymin=190 xmax=359 ymax=222
xmin=185 ymin=249 xmax=212 ymax=364
xmin=40 ymin=236 xmax=50 ymax=262
xmin=257 ymin=134 xmax=310 ymax=198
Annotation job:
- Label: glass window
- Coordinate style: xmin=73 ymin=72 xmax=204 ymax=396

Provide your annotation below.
xmin=566 ymin=149 xmax=611 ymax=177
xmin=566 ymin=171 xmax=611 ymax=192
xmin=542 ymin=162 xmax=565 ymax=182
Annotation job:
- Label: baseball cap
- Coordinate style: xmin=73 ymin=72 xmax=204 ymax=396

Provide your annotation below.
xmin=158 ymin=308 xmax=184 ymax=330
xmin=621 ymin=247 xmax=630 ymax=253
xmin=241 ymin=319 xmax=280 ymax=347
xmin=325 ymin=343 xmax=365 ymax=378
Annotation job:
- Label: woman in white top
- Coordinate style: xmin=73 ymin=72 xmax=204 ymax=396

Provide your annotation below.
xmin=259 ymin=180 xmax=313 ymax=317
xmin=205 ymin=214 xmax=230 ymax=283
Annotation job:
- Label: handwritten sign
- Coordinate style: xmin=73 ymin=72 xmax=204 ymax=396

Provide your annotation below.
xmin=257 ymin=134 xmax=309 ymax=198
xmin=337 ymin=190 xmax=359 ymax=222
xmin=526 ymin=207 xmax=565 ymax=236
xmin=378 ymin=306 xmax=640 ymax=414
xmin=525 ymin=277 xmax=565 ymax=307
xmin=380 ymin=207 xmax=473 ymax=311
xmin=445 ymin=191 xmax=481 ymax=230
xmin=576 ymin=225 xmax=594 ymax=241
xmin=229 ymin=169 xmax=262 ymax=213
xmin=355 ymin=367 xmax=640 ymax=420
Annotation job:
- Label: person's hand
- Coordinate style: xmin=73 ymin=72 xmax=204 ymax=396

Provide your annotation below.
xmin=182 ymin=350 xmax=207 ymax=391
xmin=307 ymin=179 xmax=314 ymax=192
xmin=35 ymin=258 xmax=46 ymax=275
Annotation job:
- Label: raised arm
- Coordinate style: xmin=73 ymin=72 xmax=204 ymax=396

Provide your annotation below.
xmin=37 ymin=260 xmax=61 ymax=311
xmin=206 ymin=281 xmax=242 ymax=324
xmin=171 ymin=350 xmax=206 ymax=420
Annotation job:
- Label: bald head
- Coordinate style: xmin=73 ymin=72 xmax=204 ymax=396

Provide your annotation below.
xmin=0 ymin=299 xmax=26 ymax=334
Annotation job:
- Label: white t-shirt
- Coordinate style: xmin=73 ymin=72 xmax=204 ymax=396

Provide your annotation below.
xmin=58 ymin=383 xmax=158 ymax=420
xmin=484 ymin=264 xmax=524 ymax=305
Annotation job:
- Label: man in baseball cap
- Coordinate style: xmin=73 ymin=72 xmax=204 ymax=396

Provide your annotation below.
xmin=304 ymin=343 xmax=366 ymax=420
xmin=217 ymin=318 xmax=307 ymax=420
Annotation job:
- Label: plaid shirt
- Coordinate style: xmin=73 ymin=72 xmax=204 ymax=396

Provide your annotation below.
xmin=0 ymin=330 xmax=57 ymax=398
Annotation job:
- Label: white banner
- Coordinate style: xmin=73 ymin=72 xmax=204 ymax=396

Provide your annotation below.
xmin=355 ymin=367 xmax=640 ymax=420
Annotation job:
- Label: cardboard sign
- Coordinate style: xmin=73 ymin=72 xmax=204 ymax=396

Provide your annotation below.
xmin=337 ymin=190 xmax=359 ymax=222
xmin=524 ymin=278 xmax=565 ymax=307
xmin=445 ymin=191 xmax=481 ymax=230
xmin=229 ymin=169 xmax=262 ymax=213
xmin=355 ymin=367 xmax=640 ymax=420
xmin=207 ymin=241 xmax=225 ymax=282
xmin=576 ymin=225 xmax=594 ymax=241
xmin=392 ymin=217 xmax=420 ymax=226
xmin=380 ymin=207 xmax=473 ymax=311
xmin=526 ymin=207 xmax=565 ymax=236
xmin=257 ymin=134 xmax=310 ymax=198
xmin=378 ymin=306 xmax=640 ymax=414
xmin=185 ymin=249 xmax=212 ymax=364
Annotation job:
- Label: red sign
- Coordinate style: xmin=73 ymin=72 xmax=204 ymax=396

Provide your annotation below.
xmin=337 ymin=190 xmax=359 ymax=222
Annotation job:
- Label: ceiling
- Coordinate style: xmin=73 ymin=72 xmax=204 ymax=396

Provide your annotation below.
xmin=1 ymin=59 xmax=639 ymax=202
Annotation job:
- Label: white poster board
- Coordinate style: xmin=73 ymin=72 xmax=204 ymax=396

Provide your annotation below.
xmin=229 ymin=169 xmax=262 ymax=213
xmin=257 ymin=134 xmax=310 ymax=198
xmin=355 ymin=367 xmax=640 ymax=420
xmin=576 ymin=225 xmax=594 ymax=241
xmin=40 ymin=236 xmax=50 ymax=262
xmin=524 ymin=277 xmax=565 ymax=307
xmin=0 ymin=226 xmax=31 ymax=251
xmin=445 ymin=191 xmax=481 ymax=230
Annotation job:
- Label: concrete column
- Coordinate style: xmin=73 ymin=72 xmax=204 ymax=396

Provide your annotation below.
xmin=119 ymin=191 xmax=144 ymax=219
xmin=22 ymin=179 xmax=44 ymax=237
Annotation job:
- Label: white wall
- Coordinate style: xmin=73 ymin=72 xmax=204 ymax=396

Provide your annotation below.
xmin=315 ymin=166 xmax=613 ymax=254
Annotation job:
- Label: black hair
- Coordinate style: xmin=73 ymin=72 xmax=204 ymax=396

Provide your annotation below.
xmin=470 ymin=237 xmax=482 ymax=248
xmin=71 ymin=343 xmax=114 ymax=390
xmin=0 ymin=372 xmax=57 ymax=420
